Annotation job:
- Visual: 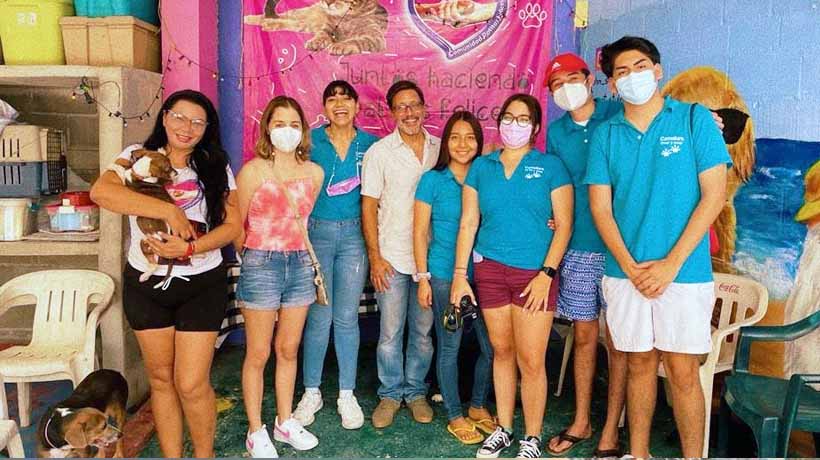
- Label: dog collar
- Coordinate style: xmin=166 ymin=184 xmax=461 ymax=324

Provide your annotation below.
xmin=44 ymin=408 xmax=73 ymax=450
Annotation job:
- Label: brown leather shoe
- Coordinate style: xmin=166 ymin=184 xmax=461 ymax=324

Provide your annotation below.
xmin=372 ymin=398 xmax=401 ymax=428
xmin=407 ymin=397 xmax=434 ymax=423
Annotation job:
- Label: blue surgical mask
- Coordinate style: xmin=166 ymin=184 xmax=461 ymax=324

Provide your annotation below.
xmin=615 ymin=69 xmax=658 ymax=106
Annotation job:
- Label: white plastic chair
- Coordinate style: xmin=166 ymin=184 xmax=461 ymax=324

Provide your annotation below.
xmin=0 ymin=270 xmax=115 ymax=427
xmin=659 ymin=272 xmax=768 ymax=458
xmin=0 ymin=371 xmax=25 ymax=458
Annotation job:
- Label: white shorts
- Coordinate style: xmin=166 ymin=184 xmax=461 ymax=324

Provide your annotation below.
xmin=602 ymin=276 xmax=714 ymax=354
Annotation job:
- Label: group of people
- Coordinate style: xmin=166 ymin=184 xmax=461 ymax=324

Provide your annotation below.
xmin=90 ymin=35 xmax=730 ymax=459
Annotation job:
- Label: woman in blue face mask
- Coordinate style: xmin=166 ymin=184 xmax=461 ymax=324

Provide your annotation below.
xmin=291 ymin=81 xmax=380 ymax=432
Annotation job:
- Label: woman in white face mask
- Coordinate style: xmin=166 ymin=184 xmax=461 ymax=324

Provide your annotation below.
xmin=235 ymin=96 xmax=325 ymax=457
xmin=450 ymin=93 xmax=574 ymax=459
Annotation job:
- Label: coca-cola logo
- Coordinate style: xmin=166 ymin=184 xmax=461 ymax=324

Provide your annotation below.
xmin=718 ymin=283 xmax=740 ymax=294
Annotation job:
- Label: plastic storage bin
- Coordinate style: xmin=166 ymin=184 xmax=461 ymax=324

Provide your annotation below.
xmin=60 ymin=15 xmax=160 ymax=72
xmin=0 ymin=0 xmax=75 ymax=64
xmin=46 ymin=198 xmax=99 ymax=232
xmin=0 ymin=198 xmax=34 ymax=241
xmin=73 ymin=0 xmax=158 ymax=25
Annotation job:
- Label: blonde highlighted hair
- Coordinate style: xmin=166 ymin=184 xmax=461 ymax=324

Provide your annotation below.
xmin=254 ymin=95 xmax=311 ymax=162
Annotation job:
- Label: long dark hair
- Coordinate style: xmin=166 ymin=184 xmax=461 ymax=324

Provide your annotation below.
xmin=144 ymin=90 xmax=229 ymax=230
xmin=434 ymin=111 xmax=484 ymax=171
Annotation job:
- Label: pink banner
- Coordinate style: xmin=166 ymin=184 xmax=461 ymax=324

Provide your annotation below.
xmin=242 ymin=0 xmax=553 ymax=160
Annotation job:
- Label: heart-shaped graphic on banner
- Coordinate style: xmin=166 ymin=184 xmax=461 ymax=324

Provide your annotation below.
xmin=408 ymin=0 xmax=508 ymax=60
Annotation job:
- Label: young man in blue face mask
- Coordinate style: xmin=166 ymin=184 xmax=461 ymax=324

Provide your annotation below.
xmin=585 ymin=36 xmax=731 ymax=458
xmin=543 ymin=53 xmax=626 ymax=458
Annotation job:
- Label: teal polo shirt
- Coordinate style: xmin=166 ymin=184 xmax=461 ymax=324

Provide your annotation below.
xmin=310 ymin=126 xmax=379 ymax=220
xmin=584 ymin=96 xmax=732 ymax=283
xmin=415 ymin=167 xmax=471 ymax=281
xmin=465 ymin=149 xmax=572 ymax=270
xmin=547 ymin=98 xmax=622 ymax=253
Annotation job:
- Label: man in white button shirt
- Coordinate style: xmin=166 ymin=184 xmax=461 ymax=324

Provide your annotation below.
xmin=361 ymin=80 xmax=441 ymax=428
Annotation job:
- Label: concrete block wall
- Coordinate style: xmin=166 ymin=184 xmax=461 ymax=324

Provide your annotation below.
xmin=581 ymin=0 xmax=820 ymax=142
xmin=0 ymin=86 xmax=100 ymax=185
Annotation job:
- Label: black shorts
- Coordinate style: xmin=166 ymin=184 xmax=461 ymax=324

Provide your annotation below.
xmin=123 ymin=263 xmax=227 ymax=332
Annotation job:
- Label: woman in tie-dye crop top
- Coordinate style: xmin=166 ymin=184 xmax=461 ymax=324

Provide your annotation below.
xmin=235 ymin=96 xmax=325 ymax=456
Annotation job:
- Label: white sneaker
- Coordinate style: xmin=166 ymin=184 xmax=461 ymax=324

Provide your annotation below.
xmin=246 ymin=425 xmax=278 ymax=458
xmin=292 ymin=390 xmax=323 ymax=427
xmin=337 ymin=395 xmax=365 ymax=429
xmin=273 ymin=416 xmax=319 ymax=451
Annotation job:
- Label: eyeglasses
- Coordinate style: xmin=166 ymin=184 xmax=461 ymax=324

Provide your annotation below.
xmin=166 ymin=110 xmax=208 ymax=132
xmin=500 ymin=113 xmax=532 ymax=127
xmin=393 ymin=102 xmax=425 ymax=113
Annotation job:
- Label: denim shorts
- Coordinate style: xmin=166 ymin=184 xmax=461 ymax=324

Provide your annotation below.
xmin=236 ymin=249 xmax=316 ymax=310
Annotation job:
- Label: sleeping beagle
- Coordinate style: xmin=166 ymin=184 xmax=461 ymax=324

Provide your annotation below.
xmin=36 ymin=369 xmax=128 ymax=458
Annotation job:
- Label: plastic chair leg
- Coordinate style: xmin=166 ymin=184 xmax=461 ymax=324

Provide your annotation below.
xmin=7 ymin=428 xmax=25 ymax=458
xmin=15 ymin=383 xmax=30 ymax=428
xmin=555 ymin=328 xmax=574 ymax=397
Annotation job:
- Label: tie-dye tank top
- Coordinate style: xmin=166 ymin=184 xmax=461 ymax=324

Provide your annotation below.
xmin=244 ymin=177 xmax=316 ymax=251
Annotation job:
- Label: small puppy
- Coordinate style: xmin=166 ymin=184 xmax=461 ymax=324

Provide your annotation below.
xmin=121 ymin=149 xmax=178 ymax=283
xmin=36 ymin=369 xmax=128 ymax=458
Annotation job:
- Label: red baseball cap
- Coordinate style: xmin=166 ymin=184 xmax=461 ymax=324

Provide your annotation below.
xmin=544 ymin=53 xmax=590 ymax=87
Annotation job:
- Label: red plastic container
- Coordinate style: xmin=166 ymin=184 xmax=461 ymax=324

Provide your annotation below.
xmin=60 ymin=191 xmax=93 ymax=206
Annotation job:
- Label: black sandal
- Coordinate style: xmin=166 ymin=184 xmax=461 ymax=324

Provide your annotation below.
xmin=593 ymin=447 xmax=624 ymax=459
xmin=546 ymin=429 xmax=591 ymax=456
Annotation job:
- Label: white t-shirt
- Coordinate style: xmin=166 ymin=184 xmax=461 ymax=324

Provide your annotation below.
xmin=360 ymin=129 xmax=440 ymax=275
xmin=115 ymin=144 xmax=237 ymax=276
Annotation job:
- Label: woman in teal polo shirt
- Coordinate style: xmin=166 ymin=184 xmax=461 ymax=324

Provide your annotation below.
xmin=292 ymin=81 xmax=379 ymax=430
xmin=413 ymin=111 xmax=496 ymax=445
xmin=451 ymin=94 xmax=574 ymax=458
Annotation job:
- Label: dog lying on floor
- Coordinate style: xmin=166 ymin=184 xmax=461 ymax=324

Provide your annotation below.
xmin=36 ymin=369 xmax=128 ymax=458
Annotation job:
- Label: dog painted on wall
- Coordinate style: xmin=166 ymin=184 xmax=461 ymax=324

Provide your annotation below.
xmin=662 ymin=67 xmax=756 ymax=274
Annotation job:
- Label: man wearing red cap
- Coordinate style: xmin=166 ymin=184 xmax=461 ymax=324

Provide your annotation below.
xmin=543 ymin=52 xmax=626 ymax=458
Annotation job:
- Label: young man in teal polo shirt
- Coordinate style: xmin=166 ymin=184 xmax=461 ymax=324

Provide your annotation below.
xmin=543 ymin=53 xmax=626 ymax=458
xmin=585 ymin=36 xmax=731 ymax=458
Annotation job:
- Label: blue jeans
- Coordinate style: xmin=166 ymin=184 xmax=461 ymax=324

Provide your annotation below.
xmin=430 ymin=277 xmax=493 ymax=420
xmin=302 ymin=217 xmax=369 ymax=391
xmin=375 ymin=272 xmax=434 ymax=402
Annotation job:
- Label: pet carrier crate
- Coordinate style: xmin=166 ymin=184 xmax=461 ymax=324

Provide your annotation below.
xmin=0 ymin=125 xmax=67 ymax=196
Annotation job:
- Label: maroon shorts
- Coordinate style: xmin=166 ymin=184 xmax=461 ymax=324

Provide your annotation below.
xmin=474 ymin=257 xmax=559 ymax=311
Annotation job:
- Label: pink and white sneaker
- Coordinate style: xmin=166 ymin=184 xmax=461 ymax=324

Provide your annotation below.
xmin=246 ymin=425 xmax=278 ymax=458
xmin=273 ymin=416 xmax=319 ymax=451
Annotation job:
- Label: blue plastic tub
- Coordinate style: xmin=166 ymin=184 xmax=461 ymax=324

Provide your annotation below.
xmin=73 ymin=0 xmax=158 ymax=25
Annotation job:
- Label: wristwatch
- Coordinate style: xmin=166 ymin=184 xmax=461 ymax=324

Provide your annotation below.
xmin=413 ymin=272 xmax=432 ymax=282
xmin=540 ymin=266 xmax=557 ymax=279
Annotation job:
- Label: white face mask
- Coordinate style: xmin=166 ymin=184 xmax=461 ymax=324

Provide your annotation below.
xmin=269 ymin=126 xmax=302 ymax=153
xmin=615 ymin=69 xmax=658 ymax=106
xmin=553 ymin=82 xmax=590 ymax=112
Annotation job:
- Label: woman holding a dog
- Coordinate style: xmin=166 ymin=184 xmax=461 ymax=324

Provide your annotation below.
xmin=412 ymin=110 xmax=496 ymax=445
xmin=235 ymin=95 xmax=325 ymax=458
xmin=91 ymin=89 xmax=242 ymax=458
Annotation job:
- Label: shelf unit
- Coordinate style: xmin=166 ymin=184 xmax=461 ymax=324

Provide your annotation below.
xmin=0 ymin=65 xmax=162 ymax=407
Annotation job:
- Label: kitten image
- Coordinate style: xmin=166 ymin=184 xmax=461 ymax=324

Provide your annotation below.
xmin=245 ymin=0 xmax=388 ymax=56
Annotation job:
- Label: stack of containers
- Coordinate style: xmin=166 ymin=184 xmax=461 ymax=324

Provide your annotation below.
xmin=0 ymin=125 xmax=67 ymax=240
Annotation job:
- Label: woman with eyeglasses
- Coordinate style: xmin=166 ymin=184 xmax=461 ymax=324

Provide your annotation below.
xmin=412 ymin=111 xmax=496 ymax=445
xmin=90 ymin=90 xmax=241 ymax=458
xmin=291 ymin=81 xmax=379 ymax=431
xmin=450 ymin=93 xmax=574 ymax=458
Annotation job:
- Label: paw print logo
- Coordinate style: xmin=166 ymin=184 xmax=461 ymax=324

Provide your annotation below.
xmin=661 ymin=145 xmax=681 ymax=157
xmin=518 ymin=3 xmax=548 ymax=29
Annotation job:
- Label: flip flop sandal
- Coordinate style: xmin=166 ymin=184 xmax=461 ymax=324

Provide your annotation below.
xmin=466 ymin=416 xmax=497 ymax=435
xmin=447 ymin=423 xmax=484 ymax=445
xmin=593 ymin=446 xmax=624 ymax=458
xmin=546 ymin=429 xmax=591 ymax=456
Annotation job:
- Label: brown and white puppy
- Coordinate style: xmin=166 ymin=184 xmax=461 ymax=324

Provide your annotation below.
xmin=122 ymin=149 xmax=178 ymax=283
xmin=36 ymin=369 xmax=128 ymax=458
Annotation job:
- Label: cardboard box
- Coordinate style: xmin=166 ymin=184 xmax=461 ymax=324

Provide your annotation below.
xmin=59 ymin=16 xmax=160 ymax=72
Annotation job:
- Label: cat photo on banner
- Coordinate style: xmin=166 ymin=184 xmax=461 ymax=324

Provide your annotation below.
xmin=244 ymin=0 xmax=389 ymax=55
